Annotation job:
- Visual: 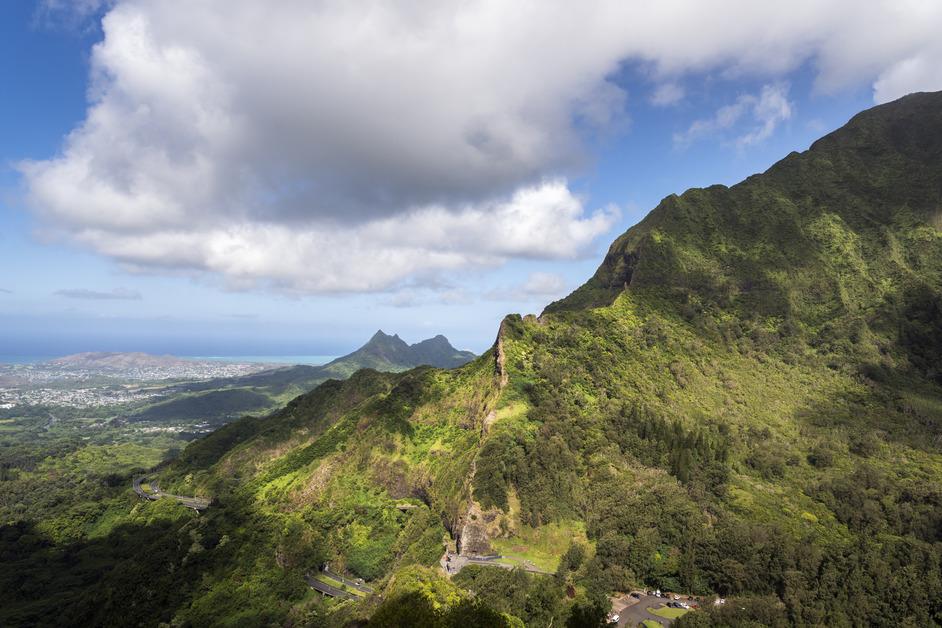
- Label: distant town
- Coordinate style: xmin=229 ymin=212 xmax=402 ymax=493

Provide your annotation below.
xmin=0 ymin=353 xmax=274 ymax=409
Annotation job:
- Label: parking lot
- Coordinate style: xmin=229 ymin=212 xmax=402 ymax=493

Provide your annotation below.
xmin=610 ymin=591 xmax=696 ymax=627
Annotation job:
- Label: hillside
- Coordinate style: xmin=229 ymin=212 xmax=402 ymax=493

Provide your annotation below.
xmin=2 ymin=92 xmax=941 ymax=627
xmin=48 ymin=352 xmax=194 ymax=369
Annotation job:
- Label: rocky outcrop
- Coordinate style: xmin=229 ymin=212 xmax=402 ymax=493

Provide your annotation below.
xmin=495 ymin=319 xmax=509 ymax=389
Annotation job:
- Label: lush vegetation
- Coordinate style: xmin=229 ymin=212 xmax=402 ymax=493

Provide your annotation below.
xmin=2 ymin=92 xmax=942 ymax=626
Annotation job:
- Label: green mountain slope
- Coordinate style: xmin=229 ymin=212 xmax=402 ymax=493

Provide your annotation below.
xmin=317 ymin=331 xmax=478 ymax=379
xmin=3 ymin=93 xmax=942 ymax=627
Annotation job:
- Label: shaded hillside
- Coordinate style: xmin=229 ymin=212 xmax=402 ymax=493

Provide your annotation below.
xmin=3 ymin=93 xmax=942 ymax=627
xmin=129 ymin=389 xmax=272 ymax=424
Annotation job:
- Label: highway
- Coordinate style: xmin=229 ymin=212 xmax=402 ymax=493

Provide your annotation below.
xmin=321 ymin=568 xmax=374 ymax=594
xmin=133 ymin=475 xmax=211 ymax=511
xmin=304 ymin=573 xmax=359 ymax=600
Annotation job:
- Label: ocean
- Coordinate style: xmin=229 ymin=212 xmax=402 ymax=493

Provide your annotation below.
xmin=0 ymin=355 xmax=338 ymax=366
xmin=187 ymin=355 xmax=338 ymax=365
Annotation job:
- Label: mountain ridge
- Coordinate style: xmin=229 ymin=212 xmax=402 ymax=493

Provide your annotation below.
xmin=318 ymin=329 xmax=476 ymax=378
xmin=549 ymin=90 xmax=942 ymax=319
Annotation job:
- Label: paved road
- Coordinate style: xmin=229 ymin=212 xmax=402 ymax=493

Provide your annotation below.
xmin=305 ymin=573 xmax=359 ymax=600
xmin=322 ymin=568 xmax=374 ymax=594
xmin=133 ymin=475 xmax=211 ymax=511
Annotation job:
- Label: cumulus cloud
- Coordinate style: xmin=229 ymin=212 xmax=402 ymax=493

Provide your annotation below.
xmin=20 ymin=1 xmax=942 ymax=293
xmin=57 ymin=180 xmax=617 ymax=293
xmin=873 ymin=38 xmax=942 ymax=103
xmin=55 ymin=287 xmax=142 ymax=300
xmin=674 ymin=83 xmax=793 ymax=148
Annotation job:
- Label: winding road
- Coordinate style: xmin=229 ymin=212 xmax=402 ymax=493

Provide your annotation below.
xmin=133 ymin=475 xmax=211 ymax=511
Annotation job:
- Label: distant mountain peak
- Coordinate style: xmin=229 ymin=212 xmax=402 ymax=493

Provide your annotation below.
xmin=324 ymin=330 xmax=475 ymax=375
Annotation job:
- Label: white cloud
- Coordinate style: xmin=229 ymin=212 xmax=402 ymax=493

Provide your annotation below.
xmin=520 ymin=272 xmax=568 ymax=297
xmin=736 ymin=83 xmax=794 ymax=147
xmin=873 ymin=39 xmax=942 ymax=103
xmin=674 ymin=83 xmax=793 ymax=148
xmin=386 ymin=288 xmax=472 ymax=308
xmin=20 ymin=1 xmax=942 ymax=293
xmin=54 ymin=287 xmax=142 ymax=300
xmin=650 ymin=83 xmax=685 ymax=107
xmin=485 ymin=272 xmax=569 ymax=302
xmin=59 ymin=180 xmax=616 ymax=294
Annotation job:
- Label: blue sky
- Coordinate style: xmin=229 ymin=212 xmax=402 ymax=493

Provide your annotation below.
xmin=1 ymin=1 xmax=937 ymax=357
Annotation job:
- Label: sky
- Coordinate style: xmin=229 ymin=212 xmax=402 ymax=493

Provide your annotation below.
xmin=1 ymin=0 xmax=941 ymax=357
